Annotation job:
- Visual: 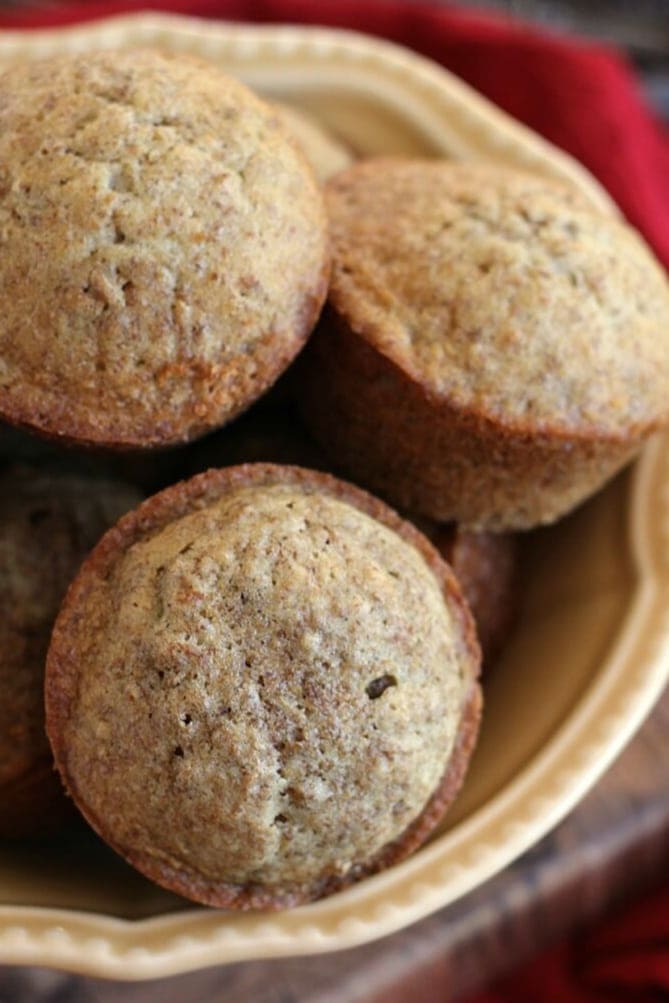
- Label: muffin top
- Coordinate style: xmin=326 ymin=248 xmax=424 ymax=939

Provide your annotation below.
xmin=326 ymin=159 xmax=669 ymax=437
xmin=46 ymin=464 xmax=479 ymax=907
xmin=0 ymin=468 xmax=140 ymax=790
xmin=0 ymin=49 xmax=329 ymax=448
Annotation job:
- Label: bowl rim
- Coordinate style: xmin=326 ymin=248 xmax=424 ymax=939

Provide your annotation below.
xmin=0 ymin=12 xmax=666 ymax=980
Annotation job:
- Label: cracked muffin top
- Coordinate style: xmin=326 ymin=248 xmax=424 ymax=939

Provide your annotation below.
xmin=0 ymin=49 xmax=330 ymax=449
xmin=46 ymin=464 xmax=480 ymax=908
xmin=0 ymin=467 xmax=140 ymax=835
xmin=325 ymin=159 xmax=669 ymax=437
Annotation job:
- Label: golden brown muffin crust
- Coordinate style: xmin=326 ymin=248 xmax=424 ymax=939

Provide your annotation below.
xmin=299 ymin=308 xmax=648 ymax=528
xmin=325 ymin=159 xmax=669 ymax=437
xmin=298 ymin=159 xmax=669 ymax=528
xmin=46 ymin=464 xmax=480 ymax=908
xmin=0 ymin=50 xmax=330 ymax=448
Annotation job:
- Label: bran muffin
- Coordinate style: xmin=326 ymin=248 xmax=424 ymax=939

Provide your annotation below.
xmin=297 ymin=159 xmax=669 ymax=530
xmin=46 ymin=464 xmax=481 ymax=909
xmin=0 ymin=50 xmax=330 ymax=449
xmin=0 ymin=467 xmax=141 ymax=838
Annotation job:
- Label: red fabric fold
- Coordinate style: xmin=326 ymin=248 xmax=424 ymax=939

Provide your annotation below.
xmin=0 ymin=0 xmax=667 ymax=265
xmin=0 ymin=1 xmax=666 ymax=995
xmin=466 ymin=878 xmax=669 ymax=1002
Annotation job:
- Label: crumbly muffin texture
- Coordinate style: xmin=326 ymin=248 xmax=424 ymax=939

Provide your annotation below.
xmin=326 ymin=159 xmax=669 ymax=436
xmin=0 ymin=469 xmax=140 ymax=797
xmin=56 ymin=482 xmax=471 ymax=889
xmin=0 ymin=49 xmax=329 ymax=447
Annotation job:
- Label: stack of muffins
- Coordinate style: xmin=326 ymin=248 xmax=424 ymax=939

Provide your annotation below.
xmin=1 ymin=47 xmax=668 ymax=911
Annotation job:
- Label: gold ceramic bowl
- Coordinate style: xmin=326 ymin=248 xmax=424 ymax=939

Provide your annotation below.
xmin=0 ymin=13 xmax=666 ymax=980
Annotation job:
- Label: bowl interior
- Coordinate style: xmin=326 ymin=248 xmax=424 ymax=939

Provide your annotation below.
xmin=0 ymin=17 xmax=643 ymax=943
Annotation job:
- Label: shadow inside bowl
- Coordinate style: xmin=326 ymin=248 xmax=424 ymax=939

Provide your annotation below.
xmin=441 ymin=468 xmax=635 ymax=832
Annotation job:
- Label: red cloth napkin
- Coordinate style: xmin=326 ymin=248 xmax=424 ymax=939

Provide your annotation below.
xmin=467 ymin=877 xmax=669 ymax=1003
xmin=0 ymin=1 xmax=667 ymax=998
xmin=0 ymin=0 xmax=667 ymax=267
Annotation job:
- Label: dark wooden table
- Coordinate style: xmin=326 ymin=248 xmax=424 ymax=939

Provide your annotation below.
xmin=0 ymin=2 xmax=667 ymax=1001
